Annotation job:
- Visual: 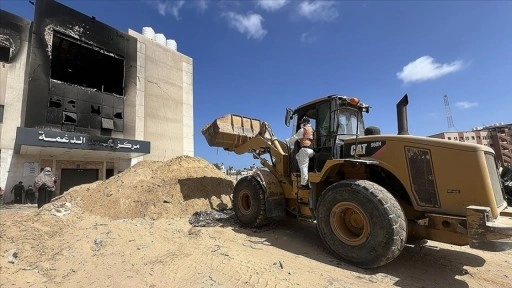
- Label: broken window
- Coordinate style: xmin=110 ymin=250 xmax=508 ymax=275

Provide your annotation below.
xmin=63 ymin=112 xmax=77 ymax=124
xmin=50 ymin=32 xmax=125 ymax=95
xmin=49 ymin=96 xmax=63 ymax=108
xmin=91 ymin=105 xmax=101 ymax=115
xmin=0 ymin=45 xmax=10 ymax=63
xmin=101 ymin=118 xmax=114 ymax=130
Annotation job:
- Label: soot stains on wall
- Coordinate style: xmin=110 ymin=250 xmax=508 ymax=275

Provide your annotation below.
xmin=24 ymin=0 xmax=136 ymax=135
xmin=0 ymin=10 xmax=32 ymax=63
xmin=50 ymin=32 xmax=125 ymax=96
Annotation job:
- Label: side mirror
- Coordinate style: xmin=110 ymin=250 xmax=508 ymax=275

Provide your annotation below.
xmin=285 ymin=108 xmax=293 ymax=127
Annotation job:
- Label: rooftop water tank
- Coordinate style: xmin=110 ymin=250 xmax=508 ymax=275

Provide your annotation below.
xmin=142 ymin=27 xmax=155 ymax=40
xmin=166 ymin=39 xmax=177 ymax=51
xmin=155 ymin=33 xmax=166 ymax=46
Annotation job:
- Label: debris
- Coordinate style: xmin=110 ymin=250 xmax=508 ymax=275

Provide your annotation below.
xmin=91 ymin=238 xmax=104 ymax=252
xmin=273 ymin=260 xmax=284 ymax=269
xmin=52 ymin=156 xmax=234 ymax=220
xmin=188 ymin=210 xmax=234 ymax=227
xmin=51 ymin=207 xmax=71 ymax=217
xmin=5 ymin=249 xmax=18 ymax=264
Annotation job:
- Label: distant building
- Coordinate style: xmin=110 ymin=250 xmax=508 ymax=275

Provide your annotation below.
xmin=429 ymin=123 xmax=512 ymax=168
xmin=0 ymin=0 xmax=193 ymax=202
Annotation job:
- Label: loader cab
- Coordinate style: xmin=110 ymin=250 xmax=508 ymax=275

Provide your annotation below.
xmin=286 ymin=95 xmax=370 ymax=173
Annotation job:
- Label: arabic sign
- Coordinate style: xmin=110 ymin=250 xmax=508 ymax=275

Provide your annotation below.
xmin=87 ymin=136 xmax=141 ymax=150
xmin=15 ymin=127 xmax=150 ymax=155
xmin=38 ymin=131 xmax=140 ymax=150
xmin=38 ymin=131 xmax=86 ymax=145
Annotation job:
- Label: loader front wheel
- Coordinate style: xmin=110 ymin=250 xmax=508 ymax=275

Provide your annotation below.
xmin=233 ymin=176 xmax=268 ymax=227
xmin=316 ymin=180 xmax=407 ymax=268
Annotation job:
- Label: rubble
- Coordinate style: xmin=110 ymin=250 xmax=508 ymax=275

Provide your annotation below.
xmin=53 ymin=156 xmax=234 ymax=220
xmin=188 ymin=209 xmax=235 ymax=227
xmin=5 ymin=249 xmax=18 ymax=264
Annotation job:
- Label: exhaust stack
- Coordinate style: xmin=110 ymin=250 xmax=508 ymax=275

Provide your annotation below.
xmin=397 ymin=94 xmax=409 ymax=135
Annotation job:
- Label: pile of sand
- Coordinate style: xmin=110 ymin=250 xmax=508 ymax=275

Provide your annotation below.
xmin=55 ymin=156 xmax=235 ymax=220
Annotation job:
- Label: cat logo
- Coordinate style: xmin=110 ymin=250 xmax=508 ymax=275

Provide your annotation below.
xmin=346 ymin=141 xmax=386 ymax=157
xmin=350 ymin=143 xmax=368 ymax=156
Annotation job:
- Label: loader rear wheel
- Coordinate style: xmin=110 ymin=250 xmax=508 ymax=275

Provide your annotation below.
xmin=316 ymin=180 xmax=407 ymax=268
xmin=233 ymin=176 xmax=268 ymax=227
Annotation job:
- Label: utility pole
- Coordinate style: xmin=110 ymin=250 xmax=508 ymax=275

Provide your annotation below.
xmin=444 ymin=95 xmax=456 ymax=131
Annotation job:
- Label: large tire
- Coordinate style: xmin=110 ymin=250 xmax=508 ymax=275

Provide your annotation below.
xmin=233 ymin=176 xmax=268 ymax=227
xmin=316 ymin=180 xmax=407 ymax=268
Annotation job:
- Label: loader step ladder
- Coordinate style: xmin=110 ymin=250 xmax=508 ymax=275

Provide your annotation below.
xmin=293 ymin=173 xmax=311 ymax=221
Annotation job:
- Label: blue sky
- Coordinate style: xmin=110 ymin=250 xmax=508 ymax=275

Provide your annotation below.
xmin=2 ymin=0 xmax=511 ymax=169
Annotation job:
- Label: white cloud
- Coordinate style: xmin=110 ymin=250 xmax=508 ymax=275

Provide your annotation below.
xmin=397 ymin=56 xmax=464 ymax=84
xmin=194 ymin=0 xmax=209 ymax=13
xmin=298 ymin=1 xmax=338 ymax=22
xmin=151 ymin=0 xmax=185 ymax=19
xmin=256 ymin=0 xmax=290 ymax=11
xmin=224 ymin=12 xmax=267 ymax=40
xmin=455 ymin=101 xmax=478 ymax=109
xmin=217 ymin=0 xmax=243 ymax=9
xmin=300 ymin=32 xmax=315 ymax=43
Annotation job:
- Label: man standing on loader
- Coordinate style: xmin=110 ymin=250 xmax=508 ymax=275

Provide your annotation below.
xmin=286 ymin=117 xmax=314 ymax=190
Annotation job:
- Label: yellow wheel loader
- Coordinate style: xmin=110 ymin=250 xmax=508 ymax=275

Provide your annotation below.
xmin=201 ymin=94 xmax=512 ymax=268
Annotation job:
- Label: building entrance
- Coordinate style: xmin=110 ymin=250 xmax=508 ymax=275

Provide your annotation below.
xmin=60 ymin=168 xmax=99 ymax=194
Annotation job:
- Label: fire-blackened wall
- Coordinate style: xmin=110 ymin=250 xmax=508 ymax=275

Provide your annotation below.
xmin=0 ymin=10 xmax=32 ymax=147
xmin=1 ymin=9 xmax=32 ymax=190
xmin=0 ymin=10 xmax=31 ymax=64
xmin=24 ymin=0 xmax=137 ymax=136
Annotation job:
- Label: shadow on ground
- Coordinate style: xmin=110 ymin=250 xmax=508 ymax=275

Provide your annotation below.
xmin=192 ymin=210 xmax=485 ymax=288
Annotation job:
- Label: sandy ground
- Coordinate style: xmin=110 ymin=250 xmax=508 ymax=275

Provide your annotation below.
xmin=1 ymin=156 xmax=512 ymax=288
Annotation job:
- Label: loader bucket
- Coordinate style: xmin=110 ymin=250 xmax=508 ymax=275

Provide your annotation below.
xmin=201 ymin=114 xmax=263 ymax=151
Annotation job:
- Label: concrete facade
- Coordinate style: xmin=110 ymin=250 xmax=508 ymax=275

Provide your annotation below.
xmin=0 ymin=10 xmax=32 ymax=195
xmin=0 ymin=0 xmax=193 ymax=203
xmin=128 ymin=30 xmax=194 ymax=161
xmin=429 ymin=123 xmax=512 ymax=168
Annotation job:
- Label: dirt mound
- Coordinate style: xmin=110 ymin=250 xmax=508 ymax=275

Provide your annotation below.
xmin=55 ymin=156 xmax=234 ymax=220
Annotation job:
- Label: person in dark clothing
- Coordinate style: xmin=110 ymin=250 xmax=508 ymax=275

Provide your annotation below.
xmin=11 ymin=181 xmax=25 ymax=204
xmin=25 ymin=185 xmax=36 ymax=204
xmin=34 ymin=167 xmax=55 ymax=209
xmin=0 ymin=186 xmax=4 ymax=208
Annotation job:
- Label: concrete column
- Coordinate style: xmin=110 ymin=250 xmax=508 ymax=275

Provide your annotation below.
xmin=102 ymin=161 xmax=107 ymax=180
xmin=0 ymin=149 xmax=14 ymax=190
xmin=182 ymin=61 xmax=194 ymax=156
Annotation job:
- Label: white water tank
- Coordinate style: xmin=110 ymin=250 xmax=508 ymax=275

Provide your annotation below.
xmin=155 ymin=33 xmax=166 ymax=46
xmin=166 ymin=39 xmax=177 ymax=51
xmin=142 ymin=27 xmax=155 ymax=40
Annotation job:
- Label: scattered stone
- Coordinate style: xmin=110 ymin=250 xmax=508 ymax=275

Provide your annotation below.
xmin=273 ymin=261 xmax=284 ymax=269
xmin=5 ymin=249 xmax=18 ymax=264
xmin=51 ymin=207 xmax=71 ymax=217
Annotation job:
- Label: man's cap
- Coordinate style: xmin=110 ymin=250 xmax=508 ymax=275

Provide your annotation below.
xmin=300 ymin=117 xmax=310 ymax=124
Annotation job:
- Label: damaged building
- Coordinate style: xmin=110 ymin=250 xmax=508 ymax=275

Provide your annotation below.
xmin=0 ymin=0 xmax=194 ymax=202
